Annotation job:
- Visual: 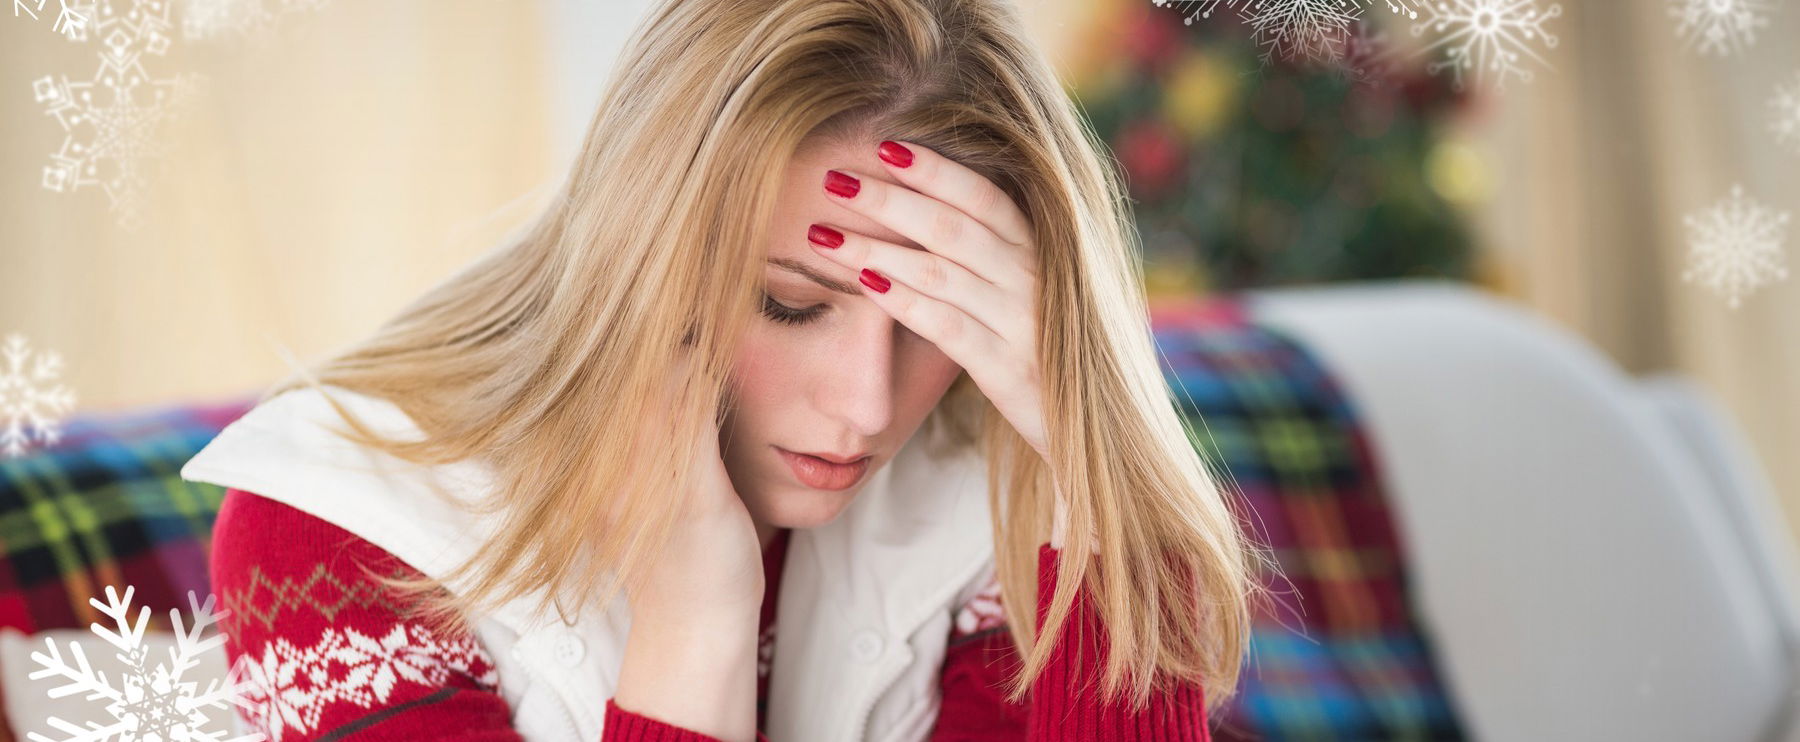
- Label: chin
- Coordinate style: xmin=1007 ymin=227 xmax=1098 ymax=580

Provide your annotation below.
xmin=750 ymin=483 xmax=860 ymax=529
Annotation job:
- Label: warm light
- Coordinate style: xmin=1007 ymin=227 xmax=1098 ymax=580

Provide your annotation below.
xmin=1426 ymin=139 xmax=1490 ymax=206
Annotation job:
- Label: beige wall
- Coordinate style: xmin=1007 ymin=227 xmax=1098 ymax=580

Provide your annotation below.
xmin=0 ymin=0 xmax=557 ymax=412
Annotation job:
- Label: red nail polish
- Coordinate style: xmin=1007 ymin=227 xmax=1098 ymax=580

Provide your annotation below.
xmin=807 ymin=224 xmax=844 ymax=248
xmin=824 ymin=170 xmax=860 ymax=198
xmin=877 ymin=141 xmax=913 ymax=168
xmin=859 ymin=268 xmax=890 ymax=293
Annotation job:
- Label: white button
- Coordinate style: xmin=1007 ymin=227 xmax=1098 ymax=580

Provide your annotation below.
xmin=849 ymin=629 xmax=884 ymax=663
xmin=553 ymin=632 xmax=586 ymax=666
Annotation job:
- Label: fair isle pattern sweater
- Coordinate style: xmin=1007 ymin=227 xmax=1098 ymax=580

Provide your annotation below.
xmin=210 ymin=487 xmax=1212 ymax=741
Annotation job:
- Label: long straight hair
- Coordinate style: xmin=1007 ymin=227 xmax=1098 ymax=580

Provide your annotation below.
xmin=265 ymin=0 xmax=1267 ymax=715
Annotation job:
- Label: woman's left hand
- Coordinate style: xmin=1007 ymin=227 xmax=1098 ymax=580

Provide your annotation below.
xmin=813 ymin=141 xmax=1085 ymax=549
xmin=810 ymin=139 xmax=1049 ymax=465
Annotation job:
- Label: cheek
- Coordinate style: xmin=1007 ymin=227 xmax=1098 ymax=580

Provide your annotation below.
xmin=730 ymin=325 xmax=824 ymax=409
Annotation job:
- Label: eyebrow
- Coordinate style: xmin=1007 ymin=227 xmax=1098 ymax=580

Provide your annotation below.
xmin=767 ymin=257 xmax=859 ymax=295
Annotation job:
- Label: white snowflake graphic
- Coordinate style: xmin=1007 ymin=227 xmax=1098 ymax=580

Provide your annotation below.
xmin=1 ymin=333 xmax=78 ymax=459
xmin=1155 ymin=0 xmax=1418 ymax=63
xmin=1682 ymin=185 xmax=1791 ymax=310
xmin=1668 ymin=0 xmax=1774 ymax=57
xmin=27 ymin=586 xmax=266 ymax=742
xmin=1410 ymin=0 xmax=1561 ymax=91
xmin=1770 ymin=70 xmax=1800 ymax=157
xmin=32 ymin=0 xmax=205 ymax=230
xmin=25 ymin=0 xmax=325 ymax=227
xmin=12 ymin=0 xmax=91 ymax=38
xmin=180 ymin=0 xmax=330 ymax=42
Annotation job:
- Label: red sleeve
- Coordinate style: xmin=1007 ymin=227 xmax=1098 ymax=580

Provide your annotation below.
xmin=602 ymin=699 xmax=771 ymax=742
xmin=215 ymin=487 xmax=765 ymax=742
xmin=929 ymin=544 xmax=1212 ymax=741
xmin=210 ymin=488 xmax=523 ymax=740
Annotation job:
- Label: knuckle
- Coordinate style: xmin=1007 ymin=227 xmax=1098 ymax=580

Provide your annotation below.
xmin=936 ymin=310 xmax=965 ymax=344
xmin=973 ymin=184 xmax=1006 ymax=220
xmin=918 ymin=258 xmax=950 ymax=292
xmin=930 ymin=208 xmax=965 ymax=244
xmin=893 ymin=291 xmax=917 ymax=320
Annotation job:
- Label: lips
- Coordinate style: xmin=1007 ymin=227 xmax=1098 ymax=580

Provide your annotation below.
xmin=776 ymin=447 xmax=871 ymax=491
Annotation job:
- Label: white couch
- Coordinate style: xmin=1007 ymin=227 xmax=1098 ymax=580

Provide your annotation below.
xmin=1248 ymin=280 xmax=1800 ymax=742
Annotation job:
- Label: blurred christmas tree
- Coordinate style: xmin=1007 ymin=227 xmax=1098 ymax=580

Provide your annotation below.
xmin=1065 ymin=1 xmax=1484 ymax=297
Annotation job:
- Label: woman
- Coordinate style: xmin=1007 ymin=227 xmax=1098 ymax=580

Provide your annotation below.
xmin=181 ymin=0 xmax=1262 ymax=739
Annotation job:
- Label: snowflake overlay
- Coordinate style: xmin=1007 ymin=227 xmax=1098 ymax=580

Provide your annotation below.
xmin=1410 ymin=0 xmax=1561 ymax=91
xmin=27 ymin=586 xmax=266 ymax=742
xmin=1668 ymin=0 xmax=1773 ymax=57
xmin=180 ymin=0 xmax=330 ymax=42
xmin=1155 ymin=0 xmax=1418 ymax=64
xmin=1770 ymin=70 xmax=1800 ymax=157
xmin=12 ymin=0 xmax=92 ymax=38
xmin=1682 ymin=185 xmax=1791 ymax=310
xmin=32 ymin=0 xmax=205 ymax=229
xmin=1 ymin=333 xmax=77 ymax=459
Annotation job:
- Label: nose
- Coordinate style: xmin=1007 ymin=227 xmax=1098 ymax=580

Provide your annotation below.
xmin=816 ymin=316 xmax=896 ymax=438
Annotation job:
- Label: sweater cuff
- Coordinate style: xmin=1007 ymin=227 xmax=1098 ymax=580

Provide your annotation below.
xmin=601 ymin=698 xmax=769 ymax=742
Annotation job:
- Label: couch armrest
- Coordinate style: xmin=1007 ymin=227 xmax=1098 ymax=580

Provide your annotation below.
xmin=1635 ymin=373 xmax=1800 ymax=742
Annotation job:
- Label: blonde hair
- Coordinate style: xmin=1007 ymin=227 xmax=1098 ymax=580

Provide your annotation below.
xmin=266 ymin=0 xmax=1267 ymax=716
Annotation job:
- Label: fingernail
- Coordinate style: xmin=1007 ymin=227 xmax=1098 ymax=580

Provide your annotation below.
xmin=824 ymin=170 xmax=860 ymax=199
xmin=859 ymin=268 xmax=890 ymax=293
xmin=807 ymin=224 xmax=844 ymax=248
xmin=877 ymin=141 xmax=913 ymax=168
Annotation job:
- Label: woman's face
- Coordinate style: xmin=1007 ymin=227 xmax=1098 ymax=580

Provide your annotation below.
xmin=719 ymin=136 xmax=965 ymax=531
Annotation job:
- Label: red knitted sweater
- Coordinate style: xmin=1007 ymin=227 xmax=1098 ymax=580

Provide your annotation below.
xmin=209 ymin=487 xmax=1211 ymax=741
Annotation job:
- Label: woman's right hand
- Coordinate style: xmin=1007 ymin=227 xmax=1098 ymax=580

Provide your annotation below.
xmin=612 ymin=354 xmax=762 ymax=742
xmin=622 ymin=366 xmax=766 ymax=622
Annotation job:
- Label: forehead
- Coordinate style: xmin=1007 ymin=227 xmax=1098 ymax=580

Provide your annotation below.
xmin=767 ymin=136 xmax=925 ymax=259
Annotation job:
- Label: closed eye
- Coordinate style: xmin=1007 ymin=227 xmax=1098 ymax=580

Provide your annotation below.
xmin=761 ymin=292 xmax=824 ymax=326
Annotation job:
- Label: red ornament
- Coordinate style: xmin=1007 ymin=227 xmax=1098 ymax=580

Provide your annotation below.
xmin=1116 ymin=118 xmax=1188 ymax=198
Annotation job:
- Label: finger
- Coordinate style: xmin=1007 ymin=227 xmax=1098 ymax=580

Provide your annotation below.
xmin=807 ymin=223 xmax=1030 ymax=344
xmin=822 ymin=167 xmax=1026 ymax=290
xmin=854 ymin=266 xmax=1012 ymax=383
xmin=874 ymin=140 xmax=1034 ymax=249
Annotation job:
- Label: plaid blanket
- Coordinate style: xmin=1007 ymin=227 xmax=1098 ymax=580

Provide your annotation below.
xmin=0 ymin=296 xmax=1466 ymax=739
xmin=0 ymin=397 xmax=255 ymax=634
xmin=1152 ymin=297 xmax=1467 ymax=740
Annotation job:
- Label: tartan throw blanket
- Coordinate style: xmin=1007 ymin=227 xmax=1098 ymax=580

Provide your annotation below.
xmin=0 ymin=396 xmax=255 ymax=634
xmin=1152 ymin=297 xmax=1467 ymax=740
xmin=0 ymin=296 xmax=1466 ymax=739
